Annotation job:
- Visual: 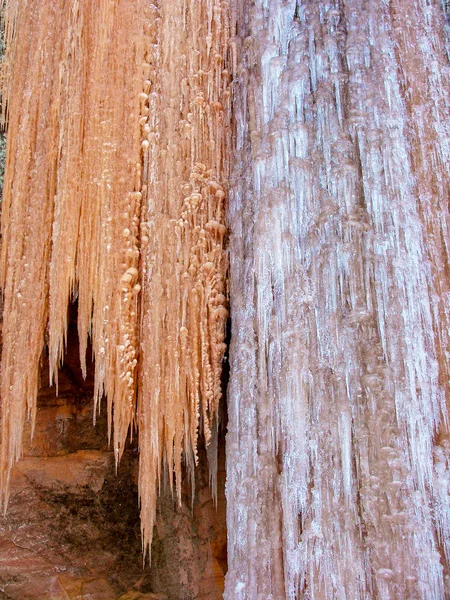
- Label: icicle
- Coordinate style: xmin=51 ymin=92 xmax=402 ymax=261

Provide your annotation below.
xmin=0 ymin=0 xmax=230 ymax=561
xmin=137 ymin=0 xmax=230 ymax=557
xmin=0 ymin=0 xmax=68 ymax=510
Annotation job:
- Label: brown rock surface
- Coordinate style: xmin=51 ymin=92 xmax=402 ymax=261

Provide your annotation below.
xmin=0 ymin=316 xmax=227 ymax=599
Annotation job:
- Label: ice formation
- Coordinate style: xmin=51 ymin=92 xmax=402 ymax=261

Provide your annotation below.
xmin=0 ymin=0 xmax=230 ymax=557
xmin=1 ymin=0 xmax=450 ymax=596
xmin=225 ymin=0 xmax=450 ymax=598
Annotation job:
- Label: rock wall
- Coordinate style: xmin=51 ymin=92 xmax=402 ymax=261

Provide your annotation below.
xmin=0 ymin=311 xmax=227 ymax=600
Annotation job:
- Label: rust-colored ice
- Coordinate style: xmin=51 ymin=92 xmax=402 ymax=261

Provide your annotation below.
xmin=0 ymin=0 xmax=229 ymax=557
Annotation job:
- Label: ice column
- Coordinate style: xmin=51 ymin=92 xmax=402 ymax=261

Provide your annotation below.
xmin=225 ymin=1 xmax=450 ymax=598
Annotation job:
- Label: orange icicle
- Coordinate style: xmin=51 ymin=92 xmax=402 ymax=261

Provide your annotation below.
xmin=0 ymin=0 xmax=230 ymax=560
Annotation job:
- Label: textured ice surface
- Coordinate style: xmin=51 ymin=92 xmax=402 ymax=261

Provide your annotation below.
xmin=0 ymin=0 xmax=230 ymax=559
xmin=1 ymin=0 xmax=450 ymax=593
xmin=225 ymin=0 xmax=450 ymax=598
